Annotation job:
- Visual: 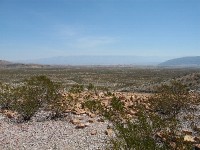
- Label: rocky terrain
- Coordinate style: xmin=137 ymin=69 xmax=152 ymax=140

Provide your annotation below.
xmin=0 ymin=90 xmax=200 ymax=149
xmin=0 ymin=67 xmax=200 ymax=149
xmin=0 ymin=92 xmax=148 ymax=150
xmin=0 ymin=112 xmax=110 ymax=150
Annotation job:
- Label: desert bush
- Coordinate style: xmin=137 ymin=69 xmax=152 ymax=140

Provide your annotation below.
xmin=110 ymin=96 xmax=125 ymax=112
xmin=11 ymin=85 xmax=41 ymax=121
xmin=69 ymin=84 xmax=84 ymax=93
xmin=149 ymin=81 xmax=190 ymax=118
xmin=24 ymin=75 xmax=61 ymax=105
xmin=102 ymin=96 xmax=126 ymax=122
xmin=108 ymin=105 xmax=193 ymax=150
xmin=108 ymin=107 xmax=166 ymax=150
xmin=87 ymin=83 xmax=95 ymax=91
xmin=82 ymin=99 xmax=103 ymax=114
xmin=0 ymin=82 xmax=14 ymax=109
xmin=107 ymin=81 xmax=194 ymax=150
xmin=10 ymin=75 xmax=63 ymax=120
xmin=48 ymin=94 xmax=69 ymax=119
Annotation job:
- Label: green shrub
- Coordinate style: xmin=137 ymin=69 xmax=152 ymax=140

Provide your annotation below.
xmin=110 ymin=96 xmax=125 ymax=112
xmin=108 ymin=105 xmax=193 ymax=150
xmin=107 ymin=81 xmax=194 ymax=150
xmin=10 ymin=75 xmax=62 ymax=120
xmin=69 ymin=84 xmax=84 ymax=93
xmin=82 ymin=99 xmax=103 ymax=113
xmin=102 ymin=96 xmax=125 ymax=122
xmin=0 ymin=82 xmax=14 ymax=109
xmin=87 ymin=83 xmax=95 ymax=91
xmin=24 ymin=75 xmax=61 ymax=105
xmin=149 ymin=81 xmax=190 ymax=118
xmin=48 ymin=94 xmax=69 ymax=119
xmin=11 ymin=85 xmax=41 ymax=121
xmin=109 ymin=109 xmax=166 ymax=150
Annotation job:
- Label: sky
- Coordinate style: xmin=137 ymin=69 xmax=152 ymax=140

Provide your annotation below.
xmin=0 ymin=0 xmax=200 ymax=61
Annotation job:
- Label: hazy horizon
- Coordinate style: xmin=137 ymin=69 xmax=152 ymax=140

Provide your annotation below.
xmin=0 ymin=0 xmax=199 ymax=61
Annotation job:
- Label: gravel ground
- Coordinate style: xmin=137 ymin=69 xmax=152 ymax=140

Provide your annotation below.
xmin=0 ymin=113 xmax=111 ymax=150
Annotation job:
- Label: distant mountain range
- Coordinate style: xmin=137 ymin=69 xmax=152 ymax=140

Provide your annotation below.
xmin=20 ymin=56 xmax=165 ymax=65
xmin=0 ymin=60 xmax=51 ymax=68
xmin=1 ymin=56 xmax=200 ymax=68
xmin=0 ymin=60 xmax=12 ymax=65
xmin=159 ymin=56 xmax=200 ymax=67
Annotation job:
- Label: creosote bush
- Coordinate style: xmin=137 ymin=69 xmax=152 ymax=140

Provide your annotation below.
xmin=11 ymin=85 xmax=41 ymax=121
xmin=82 ymin=99 xmax=103 ymax=114
xmin=106 ymin=81 xmax=194 ymax=150
xmin=87 ymin=83 xmax=95 ymax=91
xmin=109 ymin=107 xmax=166 ymax=150
xmin=149 ymin=80 xmax=190 ymax=118
xmin=69 ymin=84 xmax=84 ymax=94
xmin=0 ymin=82 xmax=14 ymax=109
xmin=24 ymin=75 xmax=61 ymax=105
xmin=110 ymin=96 xmax=125 ymax=112
xmin=0 ymin=75 xmax=64 ymax=121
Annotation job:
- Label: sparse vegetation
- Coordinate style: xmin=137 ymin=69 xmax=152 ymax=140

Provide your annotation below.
xmin=0 ymin=82 xmax=14 ymax=109
xmin=82 ymin=99 xmax=103 ymax=114
xmin=106 ymin=81 xmax=197 ymax=150
xmin=0 ymin=67 xmax=200 ymax=149
xmin=69 ymin=84 xmax=84 ymax=94
xmin=149 ymin=81 xmax=190 ymax=118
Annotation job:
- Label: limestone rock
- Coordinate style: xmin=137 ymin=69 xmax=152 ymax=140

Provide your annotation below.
xmin=75 ymin=123 xmax=85 ymax=129
xmin=89 ymin=113 xmax=96 ymax=118
xmin=3 ymin=110 xmax=16 ymax=119
xmin=84 ymin=122 xmax=90 ymax=127
xmin=184 ymin=135 xmax=195 ymax=143
xmin=182 ymin=129 xmax=193 ymax=135
xmin=90 ymin=130 xmax=97 ymax=135
xmin=105 ymin=129 xmax=113 ymax=136
xmin=88 ymin=119 xmax=95 ymax=123
xmin=97 ymin=118 xmax=104 ymax=122
xmin=129 ymin=110 xmax=137 ymax=115
xmin=70 ymin=119 xmax=80 ymax=125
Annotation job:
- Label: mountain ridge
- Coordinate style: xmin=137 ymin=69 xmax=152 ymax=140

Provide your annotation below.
xmin=20 ymin=55 xmax=166 ymax=65
xmin=0 ymin=60 xmax=52 ymax=68
xmin=159 ymin=56 xmax=200 ymax=67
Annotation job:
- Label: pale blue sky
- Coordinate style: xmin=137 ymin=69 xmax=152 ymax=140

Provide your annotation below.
xmin=0 ymin=0 xmax=199 ymax=61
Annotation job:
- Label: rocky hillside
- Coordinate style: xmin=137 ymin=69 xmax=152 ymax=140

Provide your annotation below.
xmin=0 ymin=60 xmax=51 ymax=68
xmin=159 ymin=56 xmax=200 ymax=67
xmin=177 ymin=73 xmax=200 ymax=91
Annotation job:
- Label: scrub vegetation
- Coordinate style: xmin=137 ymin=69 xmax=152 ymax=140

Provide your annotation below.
xmin=0 ymin=67 xmax=200 ymax=149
